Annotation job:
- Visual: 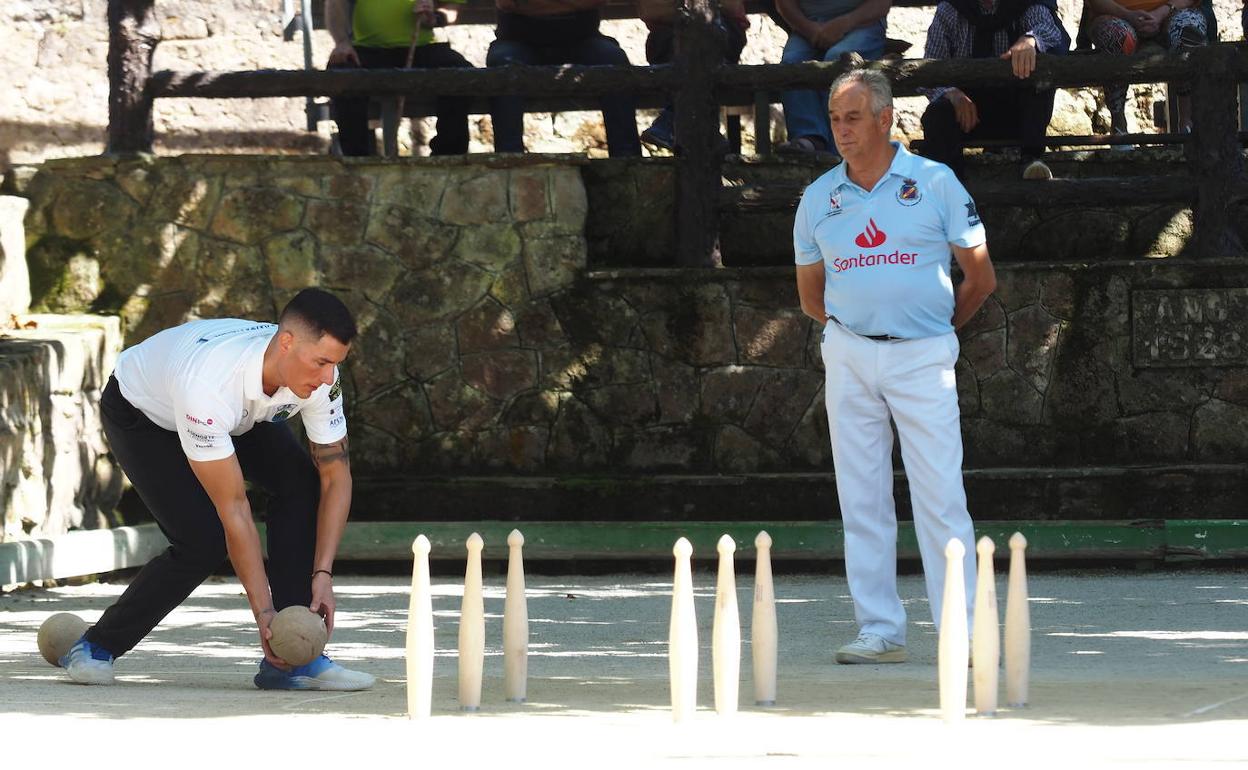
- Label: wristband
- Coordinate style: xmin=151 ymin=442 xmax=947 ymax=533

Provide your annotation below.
xmin=312 ymin=569 xmax=333 ymax=579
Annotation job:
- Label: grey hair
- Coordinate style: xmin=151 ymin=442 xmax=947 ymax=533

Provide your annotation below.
xmin=829 ymin=69 xmax=894 ymax=116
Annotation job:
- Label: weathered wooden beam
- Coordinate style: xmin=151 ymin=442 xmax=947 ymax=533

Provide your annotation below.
xmin=673 ymin=0 xmax=724 ymax=267
xmin=721 ymin=175 xmax=1199 ymax=212
xmin=148 ymin=64 xmax=678 ymax=99
xmin=1187 ymin=45 xmax=1246 ymax=257
xmin=718 ymin=51 xmax=1200 ymax=97
xmin=107 ymin=0 xmax=160 ymax=153
xmin=146 ymin=49 xmax=1230 ymax=102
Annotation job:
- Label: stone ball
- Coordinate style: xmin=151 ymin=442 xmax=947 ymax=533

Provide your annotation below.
xmin=37 ymin=612 xmax=88 ymax=667
xmin=269 ymin=606 xmax=327 ymax=666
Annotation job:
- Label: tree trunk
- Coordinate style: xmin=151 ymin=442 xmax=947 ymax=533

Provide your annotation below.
xmin=1187 ymin=45 xmax=1245 ymax=257
xmin=107 ymin=0 xmax=160 ymax=154
xmin=673 ymin=0 xmax=724 ymax=267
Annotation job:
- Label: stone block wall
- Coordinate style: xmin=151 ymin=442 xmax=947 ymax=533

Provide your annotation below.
xmin=0 ymin=314 xmax=124 ymax=542
xmin=0 ymin=196 xmax=31 ymax=318
xmin=18 ymin=155 xmax=1248 ymax=491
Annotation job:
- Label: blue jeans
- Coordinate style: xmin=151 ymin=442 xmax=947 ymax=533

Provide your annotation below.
xmin=780 ymin=21 xmax=887 ymax=151
xmin=487 ymin=35 xmax=641 ymax=157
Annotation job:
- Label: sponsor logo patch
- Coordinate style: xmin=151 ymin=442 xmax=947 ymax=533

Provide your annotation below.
xmin=854 ymin=219 xmax=887 ymax=249
xmin=827 ymin=191 xmax=843 ymax=217
xmin=272 ymin=404 xmax=297 ymax=423
xmin=896 ymin=178 xmax=921 ymax=206
xmin=328 ymin=376 xmax=342 ymax=401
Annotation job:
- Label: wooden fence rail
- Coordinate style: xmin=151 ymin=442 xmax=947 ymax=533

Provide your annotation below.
xmin=110 ymin=0 xmax=1248 ymax=264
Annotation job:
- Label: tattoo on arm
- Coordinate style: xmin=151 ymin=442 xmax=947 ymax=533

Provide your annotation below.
xmin=310 ymin=437 xmax=351 ymax=470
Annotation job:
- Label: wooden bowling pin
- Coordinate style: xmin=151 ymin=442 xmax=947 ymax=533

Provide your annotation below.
xmin=712 ymin=534 xmax=740 ymax=716
xmin=669 ymin=537 xmax=698 ymax=722
xmin=1005 ymin=532 xmax=1031 ymax=707
xmin=458 ymin=532 xmax=485 ymax=712
xmin=938 ymin=538 xmax=969 ymax=724
xmin=406 ymin=534 xmax=434 ymax=719
xmin=503 ymin=528 xmax=529 ymax=703
xmin=972 ymin=536 xmax=1000 ymax=717
xmin=752 ymin=531 xmax=778 ymax=707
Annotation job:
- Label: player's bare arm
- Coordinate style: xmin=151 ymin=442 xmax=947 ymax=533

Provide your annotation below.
xmin=308 ymin=436 xmax=354 ymax=635
xmin=950 ymin=242 xmax=997 ymax=329
xmin=796 ymin=263 xmax=828 ymax=325
xmin=188 ymin=455 xmax=284 ymax=666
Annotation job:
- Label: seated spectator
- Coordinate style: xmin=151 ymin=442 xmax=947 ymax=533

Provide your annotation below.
xmin=919 ymin=0 xmax=1070 ymax=180
xmin=774 ymin=0 xmax=891 ymax=155
xmin=1086 ymin=0 xmax=1207 ymax=136
xmin=637 ymin=0 xmax=750 ymax=153
xmin=326 ymin=0 xmax=473 ymax=156
xmin=488 ymin=0 xmax=641 ymax=157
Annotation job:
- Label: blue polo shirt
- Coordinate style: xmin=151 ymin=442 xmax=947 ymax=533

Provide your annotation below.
xmin=794 ymin=143 xmax=986 ymax=339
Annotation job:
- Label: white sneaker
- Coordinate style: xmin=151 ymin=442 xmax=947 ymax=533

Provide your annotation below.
xmin=254 ymin=654 xmax=375 ymax=691
xmin=59 ymin=638 xmax=116 ymax=685
xmin=835 ymin=633 xmax=908 ymax=664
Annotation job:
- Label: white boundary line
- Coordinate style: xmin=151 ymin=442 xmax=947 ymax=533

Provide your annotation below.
xmin=1181 ymin=691 xmax=1248 ymax=718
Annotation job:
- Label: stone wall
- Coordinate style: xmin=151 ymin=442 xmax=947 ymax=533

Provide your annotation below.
xmin=0 ymin=314 xmax=124 ymax=542
xmin=18 ymin=156 xmax=1248 ymax=506
xmin=0 ymin=197 xmax=31 ymax=318
xmin=4 ymin=0 xmax=1244 ymax=169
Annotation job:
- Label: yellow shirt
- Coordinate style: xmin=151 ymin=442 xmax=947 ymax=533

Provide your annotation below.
xmin=352 ymin=0 xmax=464 ymax=48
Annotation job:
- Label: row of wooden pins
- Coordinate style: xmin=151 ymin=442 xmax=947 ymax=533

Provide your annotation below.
xmin=939 ymin=532 xmax=1031 ymax=724
xmin=669 ymin=531 xmax=778 ymax=721
xmin=406 ymin=529 xmax=529 ymax=718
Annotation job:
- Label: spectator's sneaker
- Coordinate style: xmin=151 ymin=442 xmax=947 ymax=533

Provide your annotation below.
xmin=59 ymin=637 xmax=116 ymax=685
xmin=835 ymin=633 xmax=908 ymax=664
xmin=641 ymin=109 xmax=675 ymax=153
xmin=776 ymin=136 xmax=824 ymax=155
xmin=254 ymin=654 xmax=375 ymax=691
xmin=1023 ymin=160 xmax=1053 ymax=180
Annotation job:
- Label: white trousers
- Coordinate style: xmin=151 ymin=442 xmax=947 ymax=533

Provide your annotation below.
xmin=821 ymin=321 xmax=976 ymax=646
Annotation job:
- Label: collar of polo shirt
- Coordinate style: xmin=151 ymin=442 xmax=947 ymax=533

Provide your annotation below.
xmin=826 ymin=141 xmax=916 ymax=195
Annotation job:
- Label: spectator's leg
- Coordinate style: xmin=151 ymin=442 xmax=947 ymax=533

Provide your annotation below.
xmin=919 ymin=96 xmax=967 ymax=178
xmin=413 ymin=43 xmax=473 ymax=155
xmin=779 ymin=32 xmax=828 ymax=149
xmin=1090 ymin=16 xmax=1137 ymax=132
xmin=567 ymin=34 xmax=642 ymax=157
xmin=820 ymin=21 xmax=888 ymax=153
xmin=643 ymin=25 xmax=677 ymax=149
xmin=1163 ymin=8 xmax=1209 ymax=130
xmin=487 ymin=39 xmax=539 ymax=153
xmin=1017 ymin=88 xmax=1057 ymax=163
xmin=331 ymin=46 xmax=397 ymax=157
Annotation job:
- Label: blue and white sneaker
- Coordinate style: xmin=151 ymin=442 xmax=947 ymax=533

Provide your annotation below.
xmin=254 ymin=654 xmax=375 ymax=691
xmin=59 ymin=637 xmax=116 ymax=685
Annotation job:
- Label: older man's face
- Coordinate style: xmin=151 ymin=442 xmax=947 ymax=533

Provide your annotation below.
xmin=829 ymin=82 xmax=892 ymax=163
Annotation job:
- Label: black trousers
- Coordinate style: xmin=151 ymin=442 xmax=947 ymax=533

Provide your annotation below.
xmin=330 ymin=43 xmax=472 ymax=156
xmin=85 ymin=376 xmax=320 ymax=658
xmin=919 ymin=86 xmax=1056 ymax=179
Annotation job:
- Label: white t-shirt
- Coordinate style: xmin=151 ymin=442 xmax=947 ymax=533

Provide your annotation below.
xmin=112 ymin=318 xmax=348 ymax=462
xmin=793 ymin=142 xmax=987 ymax=339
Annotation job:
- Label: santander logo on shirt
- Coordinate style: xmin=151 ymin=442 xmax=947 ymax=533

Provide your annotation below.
xmin=834 ymin=218 xmax=919 ymax=274
xmin=854 ymin=219 xmax=887 ymax=248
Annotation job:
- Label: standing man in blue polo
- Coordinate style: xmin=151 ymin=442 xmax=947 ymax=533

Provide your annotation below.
xmin=793 ymin=69 xmax=997 ymax=663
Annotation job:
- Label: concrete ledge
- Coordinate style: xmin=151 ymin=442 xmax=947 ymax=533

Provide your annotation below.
xmin=0 ymin=524 xmax=168 ymax=588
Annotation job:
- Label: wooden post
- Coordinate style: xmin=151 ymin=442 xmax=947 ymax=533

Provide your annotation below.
xmin=107 ymin=0 xmax=160 ymax=154
xmin=1187 ymin=45 xmax=1245 ymax=257
xmin=673 ymin=0 xmax=724 ymax=267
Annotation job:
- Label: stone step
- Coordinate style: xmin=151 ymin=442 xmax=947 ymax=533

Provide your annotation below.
xmin=347 ymin=465 xmax=1246 ymax=523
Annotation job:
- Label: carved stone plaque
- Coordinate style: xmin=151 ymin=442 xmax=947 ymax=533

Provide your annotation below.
xmin=1132 ymin=289 xmax=1248 ymax=367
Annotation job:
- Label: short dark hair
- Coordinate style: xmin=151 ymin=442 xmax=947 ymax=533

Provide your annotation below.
xmin=279 ymin=288 xmax=358 ymax=345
